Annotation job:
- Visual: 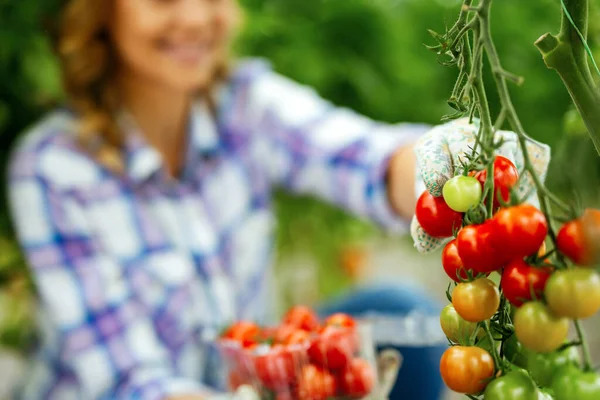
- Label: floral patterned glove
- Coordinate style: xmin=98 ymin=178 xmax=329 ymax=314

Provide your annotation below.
xmin=410 ymin=118 xmax=551 ymax=254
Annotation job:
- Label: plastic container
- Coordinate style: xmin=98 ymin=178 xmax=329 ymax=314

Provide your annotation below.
xmin=217 ymin=321 xmax=382 ymax=400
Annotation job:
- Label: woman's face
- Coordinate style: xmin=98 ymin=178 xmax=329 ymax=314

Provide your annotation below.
xmin=110 ymin=0 xmax=239 ymax=93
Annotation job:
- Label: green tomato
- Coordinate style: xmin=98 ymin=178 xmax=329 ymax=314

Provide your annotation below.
xmin=552 ymin=364 xmax=600 ymax=400
xmin=545 ymin=268 xmax=600 ymax=319
xmin=527 ymin=345 xmax=580 ymax=387
xmin=537 ymin=389 xmax=554 ymax=400
xmin=503 ymin=334 xmax=529 ymax=369
xmin=439 ymin=304 xmax=479 ymax=344
xmin=442 ymin=175 xmax=483 ymax=212
xmin=484 ymin=369 xmax=539 ymax=400
xmin=514 ymin=301 xmax=569 ymax=353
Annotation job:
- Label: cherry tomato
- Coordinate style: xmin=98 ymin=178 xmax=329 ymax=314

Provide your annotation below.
xmin=297 ymin=364 xmax=337 ymax=400
xmin=439 ymin=304 xmax=479 ymax=344
xmin=339 ymin=358 xmax=376 ymax=398
xmin=308 ymin=325 xmax=356 ymax=370
xmin=415 ymin=191 xmax=463 ymax=238
xmin=557 ymin=209 xmax=600 ymax=266
xmin=443 ymin=175 xmax=483 ymax=213
xmin=501 ymin=259 xmax=553 ymax=307
xmin=221 ymin=321 xmax=261 ymax=348
xmin=284 ymin=329 xmax=312 ymax=346
xmin=442 ymin=239 xmax=470 ymax=282
xmin=489 ymin=204 xmax=548 ymax=261
xmin=552 ymin=364 xmax=600 ymax=400
xmin=456 ymin=222 xmax=506 ymax=273
xmin=452 ymin=278 xmax=500 ymax=322
xmin=474 ymin=155 xmax=519 ymax=212
xmin=274 ymin=324 xmax=298 ymax=344
xmin=544 ymin=268 xmax=600 ymax=319
xmin=483 ymin=369 xmax=539 ymax=400
xmin=255 ymin=345 xmax=303 ymax=390
xmin=514 ymin=301 xmax=569 ymax=353
xmin=324 ymin=313 xmax=356 ymax=329
xmin=439 ymin=346 xmax=495 ymax=394
xmin=527 ymin=345 xmax=580 ymax=387
xmin=282 ymin=305 xmax=320 ymax=332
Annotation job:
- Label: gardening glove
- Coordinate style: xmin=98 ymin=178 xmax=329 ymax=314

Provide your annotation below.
xmin=410 ymin=118 xmax=551 ymax=254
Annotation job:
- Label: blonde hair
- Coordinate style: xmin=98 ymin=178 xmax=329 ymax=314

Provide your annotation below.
xmin=57 ymin=0 xmax=230 ymax=173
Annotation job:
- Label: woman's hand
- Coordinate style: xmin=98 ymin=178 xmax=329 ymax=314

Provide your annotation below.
xmin=409 ymin=118 xmax=551 ymax=254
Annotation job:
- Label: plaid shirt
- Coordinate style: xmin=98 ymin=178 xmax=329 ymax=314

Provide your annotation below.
xmin=8 ymin=59 xmax=429 ymax=400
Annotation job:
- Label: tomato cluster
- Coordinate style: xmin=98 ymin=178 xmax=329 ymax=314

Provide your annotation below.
xmin=219 ymin=306 xmax=376 ymax=400
xmin=417 ymin=156 xmax=600 ymax=399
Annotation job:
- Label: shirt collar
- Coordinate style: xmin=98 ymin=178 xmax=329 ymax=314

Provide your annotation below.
xmin=118 ymin=100 xmax=221 ymax=184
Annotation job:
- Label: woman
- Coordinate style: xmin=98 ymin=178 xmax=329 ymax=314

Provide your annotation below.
xmin=7 ymin=0 xmax=549 ymax=399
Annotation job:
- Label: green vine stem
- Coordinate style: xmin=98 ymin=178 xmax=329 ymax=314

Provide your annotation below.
xmin=534 ymin=0 xmax=600 ymax=155
xmin=574 ymin=319 xmax=593 ymax=371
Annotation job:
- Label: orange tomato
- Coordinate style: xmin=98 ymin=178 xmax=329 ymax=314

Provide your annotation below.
xmin=440 ymin=346 xmax=495 ymax=394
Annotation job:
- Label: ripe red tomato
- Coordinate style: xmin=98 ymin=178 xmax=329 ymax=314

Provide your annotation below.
xmin=298 ymin=364 xmax=337 ymax=400
xmin=557 ymin=209 xmax=600 ymax=266
xmin=284 ymin=329 xmax=311 ymax=346
xmin=442 ymin=239 xmax=471 ymax=282
xmin=489 ymin=204 xmax=548 ymax=260
xmin=221 ymin=321 xmax=261 ymax=348
xmin=228 ymin=369 xmax=251 ymax=391
xmin=308 ymin=326 xmax=356 ymax=370
xmin=415 ymin=191 xmax=463 ymax=238
xmin=325 ymin=313 xmax=356 ymax=329
xmin=456 ymin=222 xmax=506 ymax=273
xmin=339 ymin=358 xmax=376 ymax=398
xmin=501 ymin=259 xmax=553 ymax=307
xmin=282 ymin=305 xmax=320 ymax=332
xmin=255 ymin=345 xmax=305 ymax=390
xmin=474 ymin=155 xmax=519 ymax=211
xmin=440 ymin=346 xmax=495 ymax=394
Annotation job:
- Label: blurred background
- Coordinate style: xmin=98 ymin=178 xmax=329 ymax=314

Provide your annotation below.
xmin=1 ymin=0 xmax=600 ymax=398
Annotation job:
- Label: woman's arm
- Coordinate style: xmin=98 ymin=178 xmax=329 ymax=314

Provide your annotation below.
xmin=224 ymin=60 xmax=428 ymax=233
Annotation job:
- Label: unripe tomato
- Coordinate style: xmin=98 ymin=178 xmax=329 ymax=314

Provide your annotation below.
xmin=483 ymin=369 xmax=539 ymax=400
xmin=439 ymin=346 xmax=495 ymax=394
xmin=552 ymin=364 xmax=600 ymax=400
xmin=544 ymin=268 xmax=600 ymax=319
xmin=474 ymin=155 xmax=519 ymax=212
xmin=514 ymin=301 xmax=569 ymax=353
xmin=527 ymin=345 xmax=580 ymax=387
xmin=415 ymin=191 xmax=463 ymax=238
xmin=489 ymin=204 xmax=548 ymax=261
xmin=443 ymin=175 xmax=483 ymax=213
xmin=452 ymin=278 xmax=500 ymax=322
xmin=501 ymin=259 xmax=553 ymax=307
xmin=439 ymin=304 xmax=479 ymax=344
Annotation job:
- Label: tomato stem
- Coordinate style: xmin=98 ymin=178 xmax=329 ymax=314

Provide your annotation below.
xmin=574 ymin=319 xmax=593 ymax=371
xmin=483 ymin=320 xmax=502 ymax=371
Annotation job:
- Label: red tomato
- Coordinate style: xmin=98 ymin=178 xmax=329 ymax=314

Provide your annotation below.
xmin=489 ymin=204 xmax=548 ymax=261
xmin=255 ymin=345 xmax=305 ymax=390
xmin=221 ymin=321 xmax=261 ymax=348
xmin=442 ymin=239 xmax=471 ymax=281
xmin=282 ymin=305 xmax=320 ymax=332
xmin=298 ymin=364 xmax=337 ymax=400
xmin=557 ymin=209 xmax=600 ymax=266
xmin=474 ymin=155 xmax=519 ymax=211
xmin=228 ymin=369 xmax=251 ymax=391
xmin=325 ymin=313 xmax=356 ymax=329
xmin=339 ymin=358 xmax=376 ymax=398
xmin=284 ymin=329 xmax=311 ymax=346
xmin=501 ymin=259 xmax=553 ymax=307
xmin=456 ymin=222 xmax=506 ymax=273
xmin=415 ymin=191 xmax=464 ymax=238
xmin=308 ymin=326 xmax=356 ymax=370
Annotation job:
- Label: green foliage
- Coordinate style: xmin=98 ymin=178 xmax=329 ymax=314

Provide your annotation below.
xmin=0 ymin=0 xmax=599 ymax=350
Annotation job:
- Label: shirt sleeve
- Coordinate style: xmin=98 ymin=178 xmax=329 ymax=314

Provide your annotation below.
xmin=7 ymin=171 xmax=219 ymax=400
xmin=224 ymin=59 xmax=430 ymax=234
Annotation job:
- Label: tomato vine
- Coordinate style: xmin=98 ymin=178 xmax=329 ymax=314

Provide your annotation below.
xmin=426 ymin=0 xmax=600 ymax=397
